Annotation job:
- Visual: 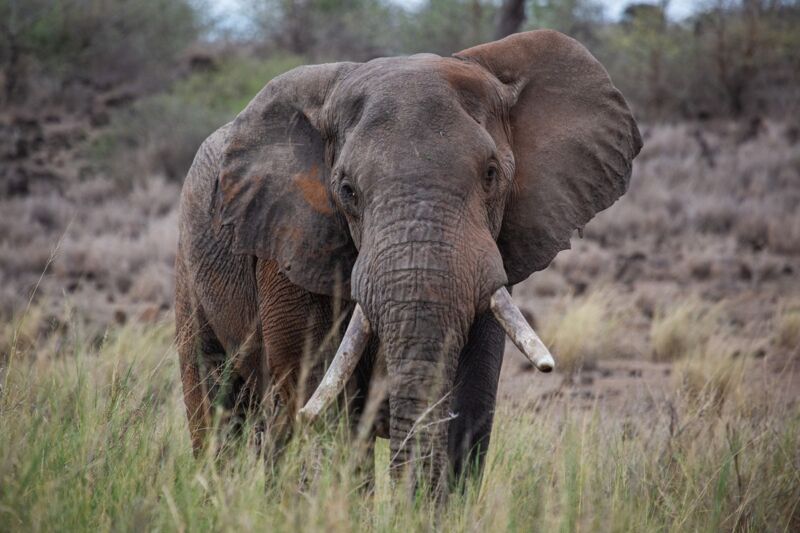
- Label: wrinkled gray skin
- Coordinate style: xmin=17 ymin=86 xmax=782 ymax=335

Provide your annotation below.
xmin=176 ymin=30 xmax=642 ymax=493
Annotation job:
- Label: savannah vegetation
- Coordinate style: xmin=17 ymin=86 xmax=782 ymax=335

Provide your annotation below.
xmin=1 ymin=314 xmax=798 ymax=531
xmin=1 ymin=0 xmax=799 ymax=531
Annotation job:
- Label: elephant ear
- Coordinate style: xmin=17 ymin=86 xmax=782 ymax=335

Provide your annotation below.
xmin=455 ymin=30 xmax=642 ymax=284
xmin=215 ymin=62 xmax=359 ymax=296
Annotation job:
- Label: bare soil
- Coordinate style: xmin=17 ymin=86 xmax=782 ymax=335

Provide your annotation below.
xmin=2 ymin=105 xmax=799 ymax=412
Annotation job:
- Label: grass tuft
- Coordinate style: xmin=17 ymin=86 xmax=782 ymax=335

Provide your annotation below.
xmin=541 ymin=290 xmax=621 ymax=375
xmin=775 ymin=303 xmax=800 ymax=353
xmin=650 ymin=299 xmax=715 ymax=362
xmin=673 ymin=335 xmax=747 ymax=410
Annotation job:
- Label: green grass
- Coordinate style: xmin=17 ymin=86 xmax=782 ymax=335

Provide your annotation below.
xmin=1 ymin=317 xmax=799 ymax=532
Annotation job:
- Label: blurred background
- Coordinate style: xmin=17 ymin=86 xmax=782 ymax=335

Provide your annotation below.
xmin=1 ymin=0 xmax=798 ymax=378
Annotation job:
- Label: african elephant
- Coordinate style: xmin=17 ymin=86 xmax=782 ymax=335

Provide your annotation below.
xmin=175 ymin=30 xmax=641 ymax=492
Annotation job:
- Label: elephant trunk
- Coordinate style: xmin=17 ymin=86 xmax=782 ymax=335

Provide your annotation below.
xmin=379 ymin=295 xmax=468 ymax=490
xmin=353 ymin=214 xmax=502 ymax=490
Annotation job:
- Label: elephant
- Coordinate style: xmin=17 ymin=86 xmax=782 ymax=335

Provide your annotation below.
xmin=174 ymin=30 xmax=642 ymax=493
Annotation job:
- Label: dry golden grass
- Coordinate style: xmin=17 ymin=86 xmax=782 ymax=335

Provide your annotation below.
xmin=775 ymin=303 xmax=800 ymax=353
xmin=540 ymin=290 xmax=623 ymax=375
xmin=650 ymin=299 xmax=716 ymax=362
xmin=2 ymin=312 xmax=799 ymax=532
xmin=672 ymin=335 xmax=748 ymax=410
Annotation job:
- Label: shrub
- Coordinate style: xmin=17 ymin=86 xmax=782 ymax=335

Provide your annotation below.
xmin=775 ymin=303 xmax=800 ymax=352
xmin=541 ymin=290 xmax=621 ymax=375
xmin=399 ymin=0 xmax=497 ymax=56
xmin=650 ymin=299 xmax=715 ymax=362
xmin=88 ymin=94 xmax=226 ymax=183
xmin=673 ymin=335 xmax=747 ymax=410
xmin=769 ymin=215 xmax=800 ymax=256
xmin=168 ymin=55 xmax=307 ymax=117
xmin=0 ymin=0 xmax=200 ymax=102
xmin=89 ymin=55 xmax=305 ymax=183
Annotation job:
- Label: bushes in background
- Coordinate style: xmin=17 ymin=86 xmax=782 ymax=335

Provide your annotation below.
xmin=0 ymin=0 xmax=200 ymax=104
xmin=89 ymin=55 xmax=305 ymax=183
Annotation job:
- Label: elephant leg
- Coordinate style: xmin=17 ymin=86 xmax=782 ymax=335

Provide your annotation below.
xmin=177 ymin=252 xmax=267 ymax=456
xmin=176 ymin=255 xmax=220 ymax=456
xmin=447 ymin=309 xmax=506 ymax=483
xmin=179 ymin=301 xmax=256 ymax=454
xmin=256 ymin=260 xmax=349 ymax=447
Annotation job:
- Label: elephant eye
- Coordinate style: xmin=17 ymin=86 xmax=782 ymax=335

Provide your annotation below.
xmin=341 ymin=182 xmax=355 ymax=200
xmin=338 ymin=179 xmax=359 ymax=215
xmin=483 ymin=163 xmax=499 ymax=192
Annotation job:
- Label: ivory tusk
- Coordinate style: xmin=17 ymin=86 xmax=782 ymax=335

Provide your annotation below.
xmin=490 ymin=287 xmax=555 ymax=373
xmin=297 ymin=304 xmax=371 ymax=422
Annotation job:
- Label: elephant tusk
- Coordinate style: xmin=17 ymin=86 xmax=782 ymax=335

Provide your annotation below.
xmin=298 ymin=304 xmax=371 ymax=423
xmin=490 ymin=287 xmax=555 ymax=373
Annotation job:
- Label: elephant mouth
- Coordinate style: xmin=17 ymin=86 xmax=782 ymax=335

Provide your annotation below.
xmin=297 ymin=286 xmax=553 ymax=423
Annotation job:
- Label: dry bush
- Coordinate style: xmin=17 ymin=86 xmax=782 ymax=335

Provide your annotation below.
xmin=0 ymin=194 xmax=73 ymax=249
xmin=775 ymin=303 xmax=800 ymax=353
xmin=529 ymin=268 xmax=570 ymax=298
xmin=0 ymin=303 xmax=45 ymax=358
xmin=128 ymin=263 xmax=173 ymax=307
xmin=0 ymin=238 xmax=54 ymax=280
xmin=673 ymin=335 xmax=748 ymax=410
xmin=90 ymin=55 xmax=305 ymax=183
xmin=768 ymin=215 xmax=800 ymax=256
xmin=1 ymin=0 xmax=200 ymax=105
xmin=650 ymin=299 xmax=716 ymax=362
xmin=541 ymin=290 xmax=623 ymax=375
xmin=55 ymin=207 xmax=177 ymax=302
xmin=584 ymin=120 xmax=800 ymax=265
xmin=691 ymin=197 xmax=738 ymax=235
xmin=736 ymin=209 xmax=771 ymax=252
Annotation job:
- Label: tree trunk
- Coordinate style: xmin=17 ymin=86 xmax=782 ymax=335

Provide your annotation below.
xmin=495 ymin=0 xmax=526 ymax=39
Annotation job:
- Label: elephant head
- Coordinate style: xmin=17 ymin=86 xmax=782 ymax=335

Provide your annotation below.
xmin=215 ymin=31 xmax=641 ymax=488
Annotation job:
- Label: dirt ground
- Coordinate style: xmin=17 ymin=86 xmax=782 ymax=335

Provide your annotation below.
xmin=2 ymin=107 xmax=799 ymax=413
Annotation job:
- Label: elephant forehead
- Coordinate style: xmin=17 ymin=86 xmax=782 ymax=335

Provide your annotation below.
xmin=326 ymin=57 xmax=504 ymax=184
xmin=332 ymin=56 xmax=501 ymax=122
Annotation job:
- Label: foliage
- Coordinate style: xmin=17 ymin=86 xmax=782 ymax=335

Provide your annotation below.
xmin=526 ymin=0 xmax=606 ymax=47
xmin=399 ymin=0 xmax=499 ymax=55
xmin=249 ymin=0 xmax=405 ymax=60
xmin=5 ymin=0 xmax=799 ymax=119
xmin=170 ymin=55 xmax=307 ymax=117
xmin=89 ymin=55 xmax=305 ymax=182
xmin=0 ymin=0 xmax=200 ymax=102
xmin=601 ymin=0 xmax=800 ymax=118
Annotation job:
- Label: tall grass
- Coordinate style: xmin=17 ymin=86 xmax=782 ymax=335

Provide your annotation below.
xmin=651 ymin=299 xmax=716 ymax=362
xmin=775 ymin=303 xmax=800 ymax=353
xmin=1 ymin=315 xmax=798 ymax=532
xmin=540 ymin=290 xmax=625 ymax=375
